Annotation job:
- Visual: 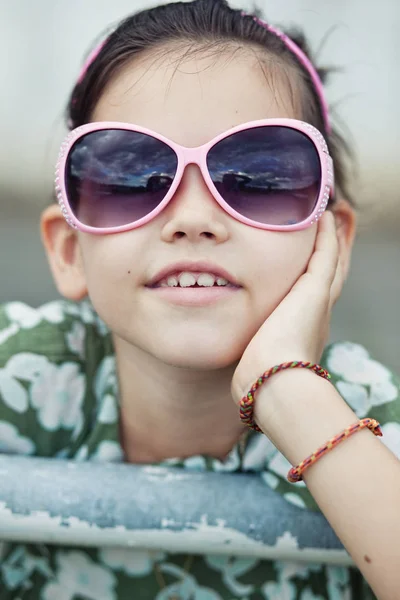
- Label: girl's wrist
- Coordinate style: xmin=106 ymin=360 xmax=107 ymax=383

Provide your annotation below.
xmin=252 ymin=368 xmax=357 ymax=466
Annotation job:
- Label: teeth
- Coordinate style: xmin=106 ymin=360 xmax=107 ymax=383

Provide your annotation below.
xmin=178 ymin=272 xmax=197 ymax=287
xmin=197 ymin=273 xmax=216 ymax=287
xmin=162 ymin=272 xmax=230 ymax=288
xmin=167 ymin=276 xmax=179 ymax=287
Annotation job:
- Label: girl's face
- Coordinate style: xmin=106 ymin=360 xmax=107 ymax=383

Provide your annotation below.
xmin=76 ymin=47 xmax=318 ymax=369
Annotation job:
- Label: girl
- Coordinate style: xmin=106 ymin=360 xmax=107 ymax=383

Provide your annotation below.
xmin=1 ymin=0 xmax=399 ymax=598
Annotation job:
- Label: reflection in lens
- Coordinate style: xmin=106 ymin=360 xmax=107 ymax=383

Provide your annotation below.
xmin=65 ymin=130 xmax=178 ymax=228
xmin=206 ymin=126 xmax=322 ymax=226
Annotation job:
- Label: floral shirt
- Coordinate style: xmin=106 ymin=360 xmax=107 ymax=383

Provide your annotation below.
xmin=0 ymin=299 xmax=399 ymax=600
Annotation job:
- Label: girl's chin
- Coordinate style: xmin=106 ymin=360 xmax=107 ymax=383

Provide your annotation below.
xmin=151 ymin=342 xmax=243 ymax=371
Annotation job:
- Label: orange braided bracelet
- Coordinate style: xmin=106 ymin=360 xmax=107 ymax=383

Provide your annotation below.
xmin=287 ymin=417 xmax=383 ymax=483
xmin=239 ymin=361 xmax=331 ymax=432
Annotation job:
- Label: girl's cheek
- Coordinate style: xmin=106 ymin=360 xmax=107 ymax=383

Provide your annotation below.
xmin=80 ymin=236 xmax=133 ymax=277
xmin=252 ymin=228 xmax=316 ymax=279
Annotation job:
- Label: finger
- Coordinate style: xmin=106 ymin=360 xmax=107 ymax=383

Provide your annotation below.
xmin=329 ymin=249 xmax=346 ymax=310
xmin=306 ymin=211 xmax=340 ymax=287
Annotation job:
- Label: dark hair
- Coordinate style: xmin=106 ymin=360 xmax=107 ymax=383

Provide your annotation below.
xmin=67 ymin=0 xmax=354 ymax=204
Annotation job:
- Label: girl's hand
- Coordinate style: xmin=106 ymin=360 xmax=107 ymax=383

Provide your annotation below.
xmin=232 ymin=211 xmax=345 ymax=404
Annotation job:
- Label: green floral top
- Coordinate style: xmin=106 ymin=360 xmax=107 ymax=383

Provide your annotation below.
xmin=0 ymin=299 xmax=399 ymax=600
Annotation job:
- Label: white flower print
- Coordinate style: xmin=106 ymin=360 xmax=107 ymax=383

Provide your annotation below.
xmin=154 ymin=563 xmax=222 ymax=600
xmin=299 ymin=590 xmax=325 ymax=600
xmin=4 ymin=353 xmax=51 ymax=383
xmin=276 ymin=561 xmax=321 ymax=581
xmin=98 ymin=394 xmax=118 ymax=424
xmin=181 ymin=456 xmax=207 ymax=471
xmin=262 ymin=562 xmax=323 ymax=600
xmin=262 ymin=579 xmax=296 ymax=600
xmin=74 ymin=444 xmax=89 ymax=461
xmin=242 ymin=433 xmax=276 ymax=471
xmin=40 ymin=584 xmax=72 ymax=600
xmin=205 ymin=555 xmax=258 ymax=596
xmin=335 ymin=381 xmax=369 ymax=417
xmin=337 ymin=379 xmax=398 ymax=417
xmin=63 ymin=302 xmax=80 ymax=317
xmin=38 ymin=302 xmax=65 ymax=324
xmin=1 ymin=353 xmax=87 ymax=435
xmin=369 ymin=379 xmax=398 ymax=406
xmin=327 ymin=343 xmax=390 ymax=384
xmin=380 ymin=422 xmax=400 ymax=459
xmin=30 ymin=362 xmax=85 ymax=437
xmin=0 ymin=322 xmax=19 ymax=345
xmin=4 ymin=301 xmax=64 ymax=330
xmin=41 ymin=550 xmax=116 ymax=600
xmin=55 ymin=448 xmax=70 ymax=459
xmin=65 ymin=322 xmax=86 ymax=358
xmin=99 ymin=548 xmax=165 ymax=577
xmin=66 ymin=300 xmax=109 ymax=336
xmin=0 ymin=421 xmax=35 ymax=454
xmin=261 ymin=471 xmax=280 ymax=489
xmin=74 ymin=300 xmax=96 ymax=325
xmin=94 ymin=314 xmax=110 ymax=337
xmin=92 ymin=441 xmax=124 ymax=462
xmin=0 ymin=368 xmax=29 ymax=413
xmin=94 ymin=357 xmax=117 ymax=403
xmin=327 ymin=343 xmax=398 ymax=416
xmin=211 ymin=446 xmax=240 ymax=472
xmin=283 ymin=493 xmax=306 ymax=509
xmin=1 ymin=545 xmax=53 ymax=591
xmin=326 ymin=566 xmax=351 ymax=600
xmin=268 ymin=451 xmax=306 ymax=488
xmin=4 ymin=303 xmax=41 ymax=329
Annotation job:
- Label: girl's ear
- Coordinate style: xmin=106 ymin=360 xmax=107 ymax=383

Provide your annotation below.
xmin=332 ymin=198 xmax=357 ymax=281
xmin=40 ymin=204 xmax=88 ymax=300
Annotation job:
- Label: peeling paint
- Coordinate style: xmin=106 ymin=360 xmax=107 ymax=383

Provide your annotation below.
xmin=142 ymin=466 xmax=192 ymax=483
xmin=0 ymin=502 xmax=352 ymax=565
xmin=0 ymin=456 xmax=351 ymax=565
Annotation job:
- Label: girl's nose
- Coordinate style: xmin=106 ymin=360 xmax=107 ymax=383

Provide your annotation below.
xmin=160 ymin=165 xmax=230 ymax=244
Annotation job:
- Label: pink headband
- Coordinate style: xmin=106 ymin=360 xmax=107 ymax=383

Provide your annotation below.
xmin=73 ymin=14 xmax=331 ymax=133
xmin=77 ymin=39 xmax=108 ymax=84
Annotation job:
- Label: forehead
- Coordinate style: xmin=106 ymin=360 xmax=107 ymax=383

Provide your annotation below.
xmin=91 ymin=44 xmax=300 ymax=146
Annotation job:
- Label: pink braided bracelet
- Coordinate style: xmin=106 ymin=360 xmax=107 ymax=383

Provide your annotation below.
xmin=287 ymin=417 xmax=383 ymax=482
xmin=239 ymin=361 xmax=331 ymax=432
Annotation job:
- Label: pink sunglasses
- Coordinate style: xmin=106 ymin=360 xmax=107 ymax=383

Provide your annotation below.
xmin=55 ymin=118 xmax=333 ymax=235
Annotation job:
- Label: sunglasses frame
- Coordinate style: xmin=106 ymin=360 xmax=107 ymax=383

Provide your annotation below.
xmin=55 ymin=118 xmax=334 ymax=234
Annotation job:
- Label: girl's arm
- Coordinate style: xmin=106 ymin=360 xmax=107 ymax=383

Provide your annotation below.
xmin=255 ymin=368 xmax=400 ymax=600
xmin=232 ymin=212 xmax=400 ymax=600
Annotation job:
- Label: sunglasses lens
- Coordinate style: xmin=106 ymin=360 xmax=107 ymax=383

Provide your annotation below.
xmin=65 ymin=130 xmax=178 ymax=228
xmin=206 ymin=126 xmax=321 ymax=226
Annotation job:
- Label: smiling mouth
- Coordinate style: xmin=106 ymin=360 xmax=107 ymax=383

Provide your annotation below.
xmin=148 ymin=271 xmax=240 ymax=289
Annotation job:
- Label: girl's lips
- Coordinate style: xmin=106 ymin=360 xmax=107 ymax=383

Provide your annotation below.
xmin=146 ymin=284 xmax=241 ymax=306
xmin=147 ymin=260 xmax=240 ymax=288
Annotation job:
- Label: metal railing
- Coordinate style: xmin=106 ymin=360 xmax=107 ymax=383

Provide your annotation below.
xmin=0 ymin=455 xmax=351 ymax=565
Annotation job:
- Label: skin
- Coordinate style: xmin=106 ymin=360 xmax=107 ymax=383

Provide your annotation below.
xmin=78 ymin=48 xmax=320 ymax=370
xmin=40 ymin=43 xmax=400 ymax=597
xmin=42 ymin=46 xmax=355 ymax=462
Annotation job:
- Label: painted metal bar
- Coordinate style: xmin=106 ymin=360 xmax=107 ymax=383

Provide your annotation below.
xmin=0 ymin=456 xmax=351 ymax=565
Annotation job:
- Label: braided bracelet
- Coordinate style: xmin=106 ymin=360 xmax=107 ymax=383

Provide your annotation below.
xmin=287 ymin=418 xmax=383 ymax=483
xmin=239 ymin=361 xmax=331 ymax=432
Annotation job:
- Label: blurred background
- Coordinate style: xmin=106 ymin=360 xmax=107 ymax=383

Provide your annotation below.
xmin=0 ymin=0 xmax=399 ymax=372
